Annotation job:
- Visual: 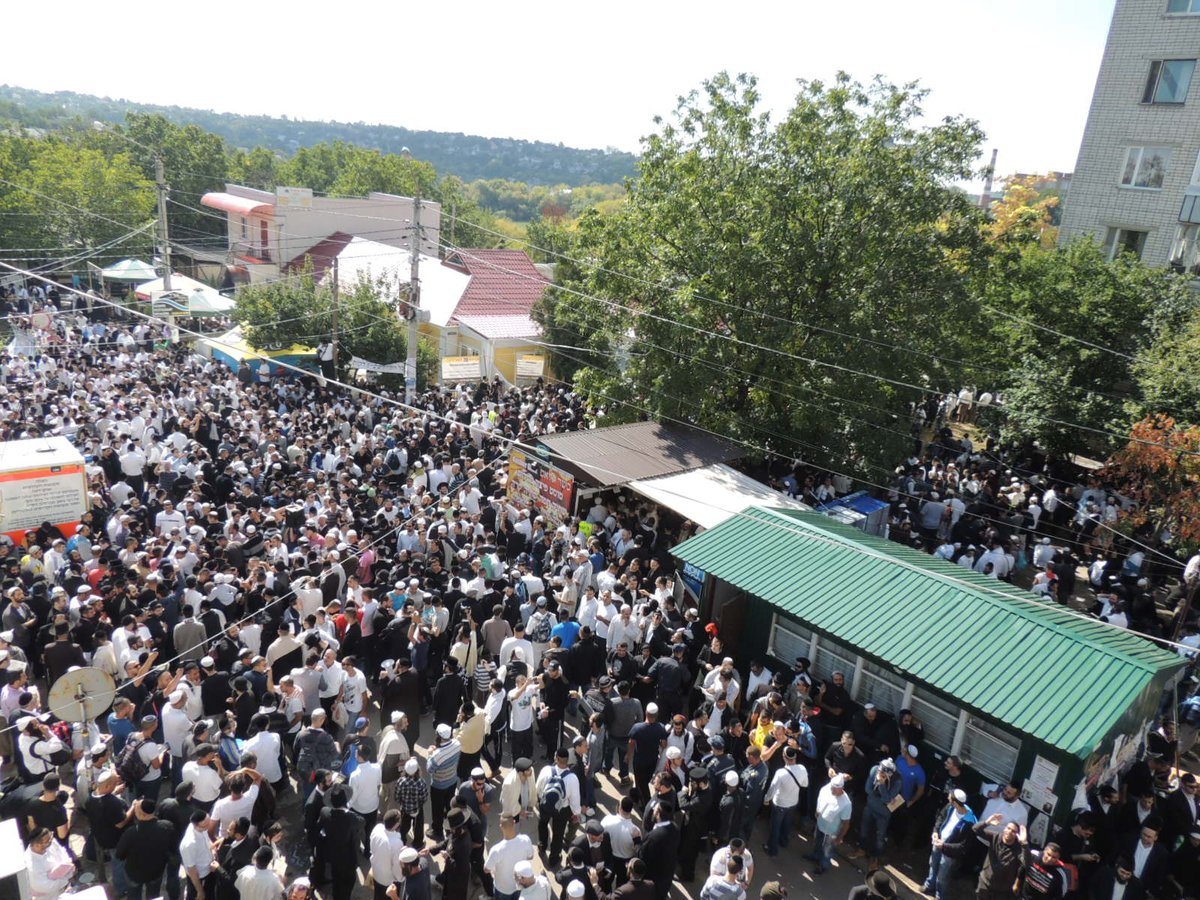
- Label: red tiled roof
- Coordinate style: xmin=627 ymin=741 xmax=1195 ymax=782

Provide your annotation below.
xmin=286 ymin=232 xmax=354 ymax=280
xmin=444 ymin=249 xmax=550 ymax=319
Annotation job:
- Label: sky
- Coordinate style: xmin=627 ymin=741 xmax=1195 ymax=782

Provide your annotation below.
xmin=0 ymin=0 xmax=1115 ymax=190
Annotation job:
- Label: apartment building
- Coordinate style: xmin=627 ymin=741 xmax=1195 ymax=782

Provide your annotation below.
xmin=1059 ymin=0 xmax=1200 ymax=274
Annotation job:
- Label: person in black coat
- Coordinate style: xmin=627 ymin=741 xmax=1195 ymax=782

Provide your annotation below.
xmin=1115 ymin=820 xmax=1169 ymax=898
xmin=319 ymin=785 xmax=364 ymax=900
xmin=305 ymin=770 xmax=334 ymax=883
xmin=432 ymin=659 xmax=467 ymax=729
xmin=381 ymin=658 xmax=422 ymax=749
xmin=570 ymin=820 xmax=616 ymax=872
xmin=1088 ymin=861 xmax=1145 ymax=900
xmin=214 ymin=816 xmax=257 ymax=900
xmin=434 ymin=808 xmax=473 ymax=900
xmin=638 ymin=804 xmax=680 ymax=900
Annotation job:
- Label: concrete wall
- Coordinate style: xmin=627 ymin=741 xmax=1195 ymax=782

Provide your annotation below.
xmin=1059 ymin=0 xmax=1200 ymax=268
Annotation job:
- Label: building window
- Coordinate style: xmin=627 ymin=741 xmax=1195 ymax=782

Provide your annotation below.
xmin=1102 ymin=227 xmax=1149 ymax=260
xmin=1142 ymin=60 xmax=1196 ymax=105
xmin=1168 ymin=0 xmax=1200 ymax=12
xmin=240 ymin=217 xmax=248 ymax=240
xmin=1169 ymin=222 xmax=1200 ymax=275
xmin=1121 ymin=147 xmax=1172 ymax=189
xmin=811 ymin=636 xmax=857 ymax=685
xmin=959 ymin=715 xmax=1021 ymax=785
xmin=768 ymin=616 xmax=813 ymax=663
xmin=856 ymin=660 xmax=907 ymax=715
xmin=909 ymin=687 xmax=960 ymax=754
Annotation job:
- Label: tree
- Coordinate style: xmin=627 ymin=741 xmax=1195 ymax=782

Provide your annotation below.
xmin=1107 ymin=415 xmax=1200 ymax=556
xmin=0 ymin=136 xmax=155 ymax=261
xmin=981 ymin=236 xmax=1195 ymax=455
xmin=234 ymin=265 xmax=437 ymax=389
xmin=118 ymin=113 xmax=232 ymax=242
xmin=987 ymin=174 xmax=1059 ymax=248
xmin=535 ymin=72 xmax=989 ymax=471
xmin=1133 ymin=306 xmax=1200 ymax=421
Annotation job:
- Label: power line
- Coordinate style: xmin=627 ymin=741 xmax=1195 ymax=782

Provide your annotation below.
xmin=5 ymin=260 xmax=1195 ymax=662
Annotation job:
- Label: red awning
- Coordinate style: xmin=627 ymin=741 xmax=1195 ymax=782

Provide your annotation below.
xmin=201 ymin=192 xmax=274 ymax=218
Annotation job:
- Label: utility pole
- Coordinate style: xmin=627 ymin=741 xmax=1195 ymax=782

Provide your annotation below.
xmin=154 ymin=156 xmax=173 ymax=292
xmin=406 ymin=197 xmax=421 ymax=405
xmin=330 ymin=255 xmax=340 ymax=376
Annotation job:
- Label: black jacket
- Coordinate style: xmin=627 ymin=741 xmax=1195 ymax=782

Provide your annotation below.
xmin=1088 ymin=867 xmax=1145 ymax=900
xmin=115 ymin=818 xmax=178 ymax=882
xmin=638 ymin=822 xmax=681 ymax=893
xmin=1115 ymin=836 xmax=1169 ymax=896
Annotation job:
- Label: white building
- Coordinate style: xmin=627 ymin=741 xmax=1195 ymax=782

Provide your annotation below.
xmin=200 ymin=185 xmax=441 ymax=283
xmin=1059 ymin=0 xmax=1200 ymax=274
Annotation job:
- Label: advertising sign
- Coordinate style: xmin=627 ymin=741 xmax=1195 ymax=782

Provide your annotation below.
xmin=516 ymin=354 xmax=546 ymax=378
xmin=508 ymin=448 xmax=575 ymax=527
xmin=440 ymin=355 xmax=482 ymax=382
xmin=0 ymin=437 xmax=89 ymax=542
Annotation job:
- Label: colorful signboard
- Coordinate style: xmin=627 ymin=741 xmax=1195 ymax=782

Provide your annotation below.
xmin=508 ymin=448 xmax=575 ymax=527
xmin=440 ymin=355 xmax=482 ymax=382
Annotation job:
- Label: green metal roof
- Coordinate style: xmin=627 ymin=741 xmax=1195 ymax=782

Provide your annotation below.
xmin=673 ymin=507 xmax=1184 ymax=758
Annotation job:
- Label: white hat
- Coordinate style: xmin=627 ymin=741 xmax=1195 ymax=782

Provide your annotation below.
xmin=169 ymin=690 xmax=186 ymax=704
xmin=399 ymin=847 xmax=420 ymax=864
xmin=830 ymin=775 xmax=846 ymax=788
xmin=666 ymin=746 xmax=682 ymax=760
xmin=514 ymin=861 xmax=535 ymax=879
xmin=725 ymin=771 xmax=740 ymax=787
xmin=200 ymin=656 xmax=215 ymax=668
xmin=952 ymin=788 xmax=968 ymax=804
xmin=390 ymin=711 xmax=404 ymax=724
xmin=405 ymin=758 xmax=419 ymax=775
xmin=436 ymin=723 xmax=452 ymax=740
xmin=906 ymin=744 xmax=919 ymax=757
xmin=567 ymin=882 xmax=586 ymax=898
xmin=646 ymin=703 xmax=659 ymax=716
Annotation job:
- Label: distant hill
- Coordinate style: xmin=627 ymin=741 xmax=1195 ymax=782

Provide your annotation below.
xmin=0 ymin=85 xmax=639 ymax=187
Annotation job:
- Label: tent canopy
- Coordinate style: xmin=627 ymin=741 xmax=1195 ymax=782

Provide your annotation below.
xmin=198 ymin=326 xmax=317 ymax=376
xmin=628 ymin=463 xmax=809 ymax=530
xmin=186 ymin=291 xmax=235 ymax=317
xmin=101 ymin=259 xmax=158 ymax=281
xmin=133 ymin=273 xmax=222 ymax=302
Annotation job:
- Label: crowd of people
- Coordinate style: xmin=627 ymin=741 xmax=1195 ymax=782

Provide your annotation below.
xmin=0 ymin=293 xmax=1196 ymax=900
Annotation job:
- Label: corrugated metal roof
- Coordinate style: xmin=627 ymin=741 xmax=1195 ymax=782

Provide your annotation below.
xmin=673 ymin=507 xmax=1184 ymax=757
xmin=537 ymin=422 xmax=741 ymax=488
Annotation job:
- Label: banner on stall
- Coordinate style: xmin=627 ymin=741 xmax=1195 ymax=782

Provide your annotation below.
xmin=441 ymin=355 xmax=482 ymax=381
xmin=508 ymin=448 xmax=575 ymax=527
xmin=515 ymin=354 xmax=546 ymax=378
xmin=350 ymin=356 xmax=406 ymax=374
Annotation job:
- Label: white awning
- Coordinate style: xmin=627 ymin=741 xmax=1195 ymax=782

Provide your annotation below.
xmin=628 ymin=463 xmax=810 ymax=530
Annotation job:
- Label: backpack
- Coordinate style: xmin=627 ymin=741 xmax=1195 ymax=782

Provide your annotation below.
xmin=539 ymin=768 xmax=567 ymax=818
xmin=341 ymin=742 xmax=359 ymax=778
xmin=529 ymin=613 xmax=553 ymax=644
xmin=115 ymin=734 xmax=150 ymax=784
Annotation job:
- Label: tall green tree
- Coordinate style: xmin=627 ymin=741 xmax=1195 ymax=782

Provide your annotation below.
xmin=536 ymin=72 xmax=989 ymax=471
xmin=235 ymin=266 xmax=437 ymax=389
xmin=980 ymin=236 xmax=1195 ymax=454
xmin=0 ymin=136 xmax=155 ymax=260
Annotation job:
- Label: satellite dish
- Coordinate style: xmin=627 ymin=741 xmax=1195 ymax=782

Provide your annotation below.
xmin=48 ymin=666 xmax=117 ymax=724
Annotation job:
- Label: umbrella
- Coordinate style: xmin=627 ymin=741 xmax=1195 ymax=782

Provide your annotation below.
xmin=100 ymin=259 xmax=158 ymax=281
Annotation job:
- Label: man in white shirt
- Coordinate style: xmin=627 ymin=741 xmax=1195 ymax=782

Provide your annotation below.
xmin=210 ymin=769 xmax=264 ymax=837
xmin=601 ymin=795 xmax=642 ymax=870
xmin=499 ymin=626 xmax=534 ymax=669
xmin=348 ymin=747 xmax=383 ymax=851
xmin=162 ymin=690 xmax=193 ymax=785
xmin=978 ymin=781 xmax=1029 ymax=841
xmin=485 ymin=813 xmax=535 ymax=900
xmin=535 ymin=748 xmax=581 ymax=865
xmin=179 ymin=809 xmax=217 ymax=900
xmin=181 ymin=744 xmax=225 ymax=811
xmin=242 ymin=721 xmax=284 ymax=789
xmin=764 ymin=746 xmax=809 ymax=857
xmin=369 ymin=809 xmax=406 ymax=892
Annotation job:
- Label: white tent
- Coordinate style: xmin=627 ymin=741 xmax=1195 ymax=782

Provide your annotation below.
xmin=133 ymin=273 xmax=224 ymax=304
xmin=628 ymin=463 xmax=810 ymax=530
xmin=100 ymin=258 xmax=158 ymax=281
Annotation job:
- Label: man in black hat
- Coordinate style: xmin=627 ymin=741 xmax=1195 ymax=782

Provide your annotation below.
xmin=644 ymin=644 xmax=687 ymax=723
xmin=318 ymin=784 xmax=364 ymax=900
xmin=847 ymin=870 xmax=896 ymax=900
xmin=570 ymin=819 xmax=616 ymax=873
xmin=678 ymin=766 xmax=714 ymax=882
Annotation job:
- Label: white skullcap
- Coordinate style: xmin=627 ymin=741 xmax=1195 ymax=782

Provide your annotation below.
xmin=514 ymin=861 xmax=535 ymax=879
xmin=830 ymin=775 xmax=846 ymax=788
xmin=405 ymin=758 xmax=419 ymax=775
xmin=567 ymin=881 xmax=586 ymax=898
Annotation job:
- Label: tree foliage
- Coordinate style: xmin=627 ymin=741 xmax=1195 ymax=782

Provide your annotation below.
xmin=537 ymin=72 xmax=988 ymax=471
xmin=1107 ymin=415 xmax=1200 ymax=554
xmin=987 ymin=174 xmax=1059 ymax=248
xmin=0 ymin=136 xmax=155 ymax=261
xmin=235 ymin=267 xmax=437 ymax=390
xmin=981 ymin=237 xmax=1196 ymax=455
xmin=1133 ymin=305 xmax=1200 ymax=419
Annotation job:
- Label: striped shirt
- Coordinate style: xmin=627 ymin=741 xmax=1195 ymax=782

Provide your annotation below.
xmin=428 ymin=739 xmax=462 ymax=788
